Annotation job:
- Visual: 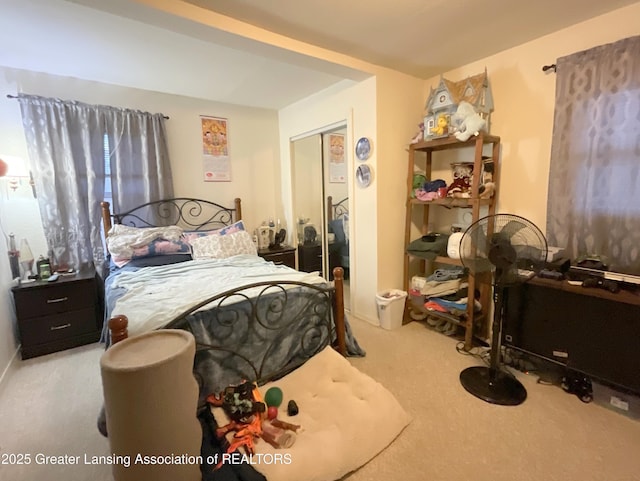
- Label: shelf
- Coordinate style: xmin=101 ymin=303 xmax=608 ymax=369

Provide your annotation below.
xmin=410 ymin=133 xmax=500 ymax=152
xmin=405 ymin=132 xmax=500 ymax=350
xmin=405 ymin=253 xmax=463 ymax=266
xmin=433 ymin=255 xmax=463 ymax=266
xmin=414 ymin=307 xmax=485 ymax=329
xmin=408 ymin=197 xmax=493 ymax=208
xmin=423 ymin=310 xmax=467 ymax=326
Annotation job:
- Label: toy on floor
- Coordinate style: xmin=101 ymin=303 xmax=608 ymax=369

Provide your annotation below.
xmin=267 ymin=406 xmax=278 ymax=420
xmin=287 ymin=400 xmax=299 ymax=416
xmin=265 ymin=386 xmax=283 ymax=407
xmin=207 ymin=381 xmax=300 ymax=456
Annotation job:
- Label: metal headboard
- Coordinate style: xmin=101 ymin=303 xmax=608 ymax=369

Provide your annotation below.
xmin=101 ymin=197 xmax=242 ymax=234
xmin=327 ymin=196 xmax=348 ymax=222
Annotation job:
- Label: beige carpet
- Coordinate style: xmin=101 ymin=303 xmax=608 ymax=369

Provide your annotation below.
xmin=1 ymin=317 xmax=639 ymax=481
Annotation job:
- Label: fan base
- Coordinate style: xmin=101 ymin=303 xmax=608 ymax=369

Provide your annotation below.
xmin=460 ymin=366 xmax=527 ymax=405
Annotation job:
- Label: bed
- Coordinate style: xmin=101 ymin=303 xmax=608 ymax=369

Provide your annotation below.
xmin=99 ymin=197 xmax=354 ymax=357
xmin=326 ymin=196 xmax=349 ymax=279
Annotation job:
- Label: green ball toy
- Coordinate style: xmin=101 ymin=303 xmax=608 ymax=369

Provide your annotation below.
xmin=265 ymin=387 xmax=283 ymax=408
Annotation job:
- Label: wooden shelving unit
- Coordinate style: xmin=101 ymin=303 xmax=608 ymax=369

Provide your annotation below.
xmin=403 ymin=133 xmax=501 ymax=350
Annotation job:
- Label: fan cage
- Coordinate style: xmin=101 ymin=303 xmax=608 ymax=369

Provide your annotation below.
xmin=459 ymin=213 xmax=548 ymax=285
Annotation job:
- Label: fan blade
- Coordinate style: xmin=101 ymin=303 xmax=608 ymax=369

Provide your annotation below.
xmin=498 ymin=220 xmax=527 ymax=240
xmin=464 ymin=257 xmax=493 ymax=273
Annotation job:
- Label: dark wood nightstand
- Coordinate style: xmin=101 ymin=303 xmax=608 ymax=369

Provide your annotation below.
xmin=298 ymin=243 xmax=323 ymax=273
xmin=11 ymin=269 xmax=103 ymax=359
xmin=257 ymin=245 xmax=296 ymax=269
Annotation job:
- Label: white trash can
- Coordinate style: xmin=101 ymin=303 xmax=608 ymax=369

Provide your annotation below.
xmin=376 ymin=289 xmax=408 ymax=330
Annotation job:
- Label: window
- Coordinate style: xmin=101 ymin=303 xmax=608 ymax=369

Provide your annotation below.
xmin=546 ymin=36 xmax=640 ymax=274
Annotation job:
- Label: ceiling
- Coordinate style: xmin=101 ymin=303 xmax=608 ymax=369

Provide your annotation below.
xmin=1 ymin=0 xmax=638 ymax=109
xmin=183 ymin=0 xmax=639 ymax=78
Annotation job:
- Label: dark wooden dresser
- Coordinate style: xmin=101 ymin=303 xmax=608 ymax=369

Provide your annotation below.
xmin=11 ymin=269 xmax=103 ymax=359
xmin=257 ymin=245 xmax=296 ymax=269
xmin=504 ymin=277 xmax=640 ymax=394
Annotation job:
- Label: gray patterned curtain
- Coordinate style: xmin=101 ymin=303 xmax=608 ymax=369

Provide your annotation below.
xmin=18 ymin=94 xmax=173 ymax=272
xmin=546 ymin=36 xmax=640 ymax=274
xmin=106 ymin=108 xmax=173 ymax=214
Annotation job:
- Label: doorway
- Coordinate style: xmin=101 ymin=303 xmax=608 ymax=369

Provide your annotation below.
xmin=291 ymin=125 xmax=350 ymax=309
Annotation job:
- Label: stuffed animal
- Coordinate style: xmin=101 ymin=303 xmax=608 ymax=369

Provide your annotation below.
xmin=411 ymin=174 xmax=427 ymax=198
xmin=478 ymin=181 xmax=495 ymax=199
xmin=451 ymin=101 xmax=486 ymax=142
xmin=446 ymin=175 xmax=471 ymax=198
xmin=410 ymin=122 xmax=425 ymax=144
xmin=431 ymin=115 xmax=449 ymax=136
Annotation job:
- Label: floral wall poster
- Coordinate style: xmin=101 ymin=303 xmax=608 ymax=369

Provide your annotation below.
xmin=328 ymin=133 xmax=346 ymax=183
xmin=201 ymin=116 xmax=230 ymax=181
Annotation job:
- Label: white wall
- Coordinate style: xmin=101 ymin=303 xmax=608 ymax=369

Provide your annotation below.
xmin=279 ymin=78 xmax=379 ymax=323
xmin=0 ymin=189 xmax=19 ymax=385
xmin=279 ymin=69 xmax=424 ymax=324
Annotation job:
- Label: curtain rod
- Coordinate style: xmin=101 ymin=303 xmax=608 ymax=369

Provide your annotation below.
xmin=542 ymin=64 xmax=557 ymax=73
xmin=6 ymin=94 xmax=170 ymax=119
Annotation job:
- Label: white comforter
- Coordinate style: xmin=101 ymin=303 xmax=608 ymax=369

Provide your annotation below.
xmin=111 ymin=254 xmax=325 ymax=337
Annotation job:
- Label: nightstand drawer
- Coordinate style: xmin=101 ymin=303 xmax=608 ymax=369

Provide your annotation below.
xmin=263 ymin=250 xmax=295 ymax=267
xmin=19 ymin=307 xmax=98 ymax=346
xmin=13 ymin=280 xmax=95 ymax=319
xmin=257 ymin=246 xmax=296 ymax=269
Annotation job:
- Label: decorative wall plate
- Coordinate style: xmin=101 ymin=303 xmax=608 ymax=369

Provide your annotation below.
xmin=355 ymin=137 xmax=372 ymax=161
xmin=356 ymin=164 xmax=373 ymax=188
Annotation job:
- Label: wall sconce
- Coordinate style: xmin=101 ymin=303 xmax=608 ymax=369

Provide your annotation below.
xmin=0 ymin=154 xmax=35 ymax=197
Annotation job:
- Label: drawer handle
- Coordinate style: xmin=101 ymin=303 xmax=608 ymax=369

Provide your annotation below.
xmin=274 ymin=261 xmax=284 ymax=265
xmin=50 ymin=323 xmax=71 ymax=331
xmin=47 ymin=297 xmax=69 ymax=304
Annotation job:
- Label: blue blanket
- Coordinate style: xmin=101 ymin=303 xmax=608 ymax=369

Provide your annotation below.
xmin=102 ymin=255 xmax=364 ymax=395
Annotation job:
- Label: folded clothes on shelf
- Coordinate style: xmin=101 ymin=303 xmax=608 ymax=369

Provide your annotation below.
xmin=406 ymin=234 xmax=450 ymax=259
xmin=426 ymin=266 xmax=466 ymax=281
xmin=420 ymin=278 xmax=461 ymax=297
xmin=424 ymin=296 xmax=482 ymax=315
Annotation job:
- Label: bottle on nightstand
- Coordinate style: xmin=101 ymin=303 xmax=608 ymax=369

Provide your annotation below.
xmin=37 ymin=255 xmax=52 ymax=280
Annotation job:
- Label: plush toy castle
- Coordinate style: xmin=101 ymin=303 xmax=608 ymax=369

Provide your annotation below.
xmin=423 ymin=70 xmax=494 ymax=140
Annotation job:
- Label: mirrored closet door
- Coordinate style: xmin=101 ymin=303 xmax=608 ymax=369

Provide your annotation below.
xmin=291 ymin=126 xmax=350 ymax=309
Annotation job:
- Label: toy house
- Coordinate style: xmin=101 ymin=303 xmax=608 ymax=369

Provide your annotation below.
xmin=423 ymin=70 xmax=494 ymax=140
